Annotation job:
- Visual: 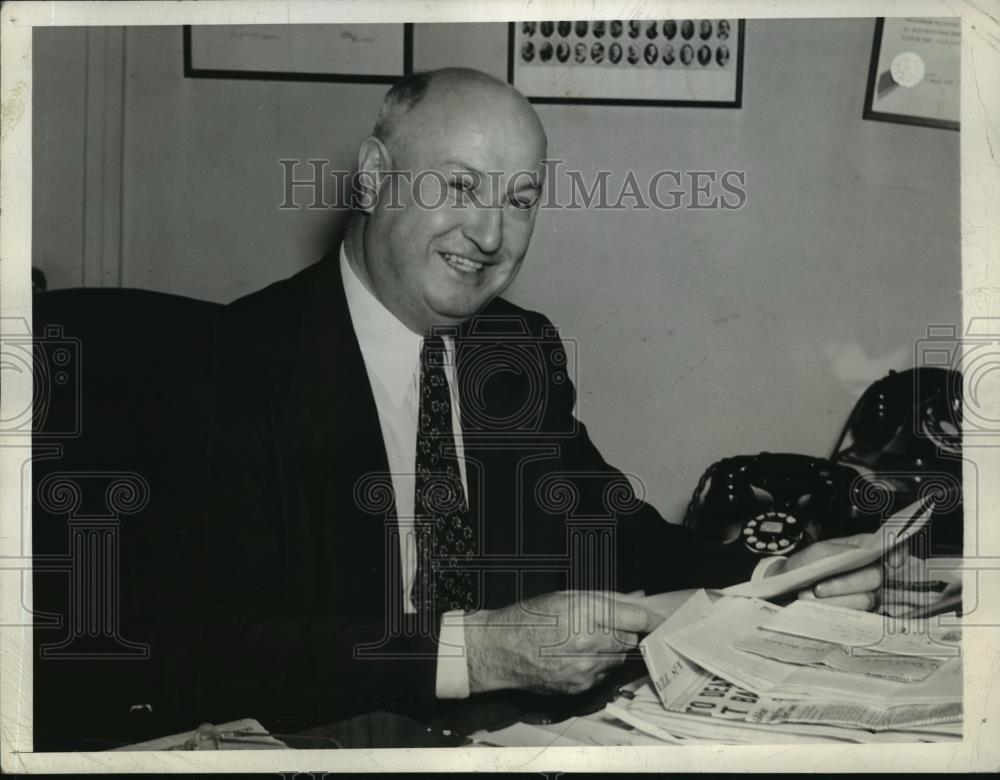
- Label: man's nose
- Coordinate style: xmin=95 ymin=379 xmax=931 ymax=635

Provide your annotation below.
xmin=463 ymin=204 xmax=503 ymax=255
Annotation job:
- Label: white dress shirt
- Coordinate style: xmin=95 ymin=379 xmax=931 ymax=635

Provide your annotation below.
xmin=340 ymin=246 xmax=469 ymax=699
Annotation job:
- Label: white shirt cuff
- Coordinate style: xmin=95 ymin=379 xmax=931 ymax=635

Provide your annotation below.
xmin=752 ymin=555 xmax=788 ymax=582
xmin=435 ymin=610 xmax=470 ymax=699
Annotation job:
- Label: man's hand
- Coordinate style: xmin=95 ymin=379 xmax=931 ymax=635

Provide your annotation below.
xmin=772 ymin=532 xmax=949 ymax=614
xmin=879 ymin=552 xmax=959 ymax=617
xmin=463 ymin=590 xmax=659 ymax=695
xmin=776 ymin=533 xmax=888 ymax=611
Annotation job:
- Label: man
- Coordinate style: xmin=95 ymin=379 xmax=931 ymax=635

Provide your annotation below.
xmin=196 ymin=68 xmax=902 ymax=726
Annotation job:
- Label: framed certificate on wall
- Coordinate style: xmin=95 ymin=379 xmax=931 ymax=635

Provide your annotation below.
xmin=184 ymin=24 xmax=413 ymax=84
xmin=863 ymin=17 xmax=960 ymax=130
xmin=507 ymin=19 xmax=744 ymax=107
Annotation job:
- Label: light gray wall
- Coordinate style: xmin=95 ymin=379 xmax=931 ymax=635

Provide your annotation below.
xmin=32 ymin=27 xmax=88 ymax=291
xmin=33 ymin=20 xmax=960 ymax=521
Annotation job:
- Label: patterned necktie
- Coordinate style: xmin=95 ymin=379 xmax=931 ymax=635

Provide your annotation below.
xmin=410 ymin=336 xmax=477 ymax=615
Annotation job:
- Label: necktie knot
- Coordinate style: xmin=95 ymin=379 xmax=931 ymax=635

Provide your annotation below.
xmin=421 ymin=335 xmax=448 ymax=372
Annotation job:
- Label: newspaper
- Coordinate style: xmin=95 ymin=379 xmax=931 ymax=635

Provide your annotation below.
xmin=638 ymin=588 xmax=717 ymax=703
xmin=639 ymin=590 xmax=962 ymax=735
xmin=733 ymin=629 xmax=944 ymax=683
xmin=663 ymin=595 xmax=962 ymax=705
xmin=605 ymin=680 xmax=961 ymax=743
xmin=747 ymin=698 xmax=964 ymax=731
xmin=640 ymin=633 xmax=961 ymax=733
xmin=762 ymin=599 xmax=962 ymax=658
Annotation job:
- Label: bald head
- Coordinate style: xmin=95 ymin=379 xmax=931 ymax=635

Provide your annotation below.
xmin=346 ymin=67 xmax=548 ymax=335
xmin=372 ymin=68 xmax=547 ymax=161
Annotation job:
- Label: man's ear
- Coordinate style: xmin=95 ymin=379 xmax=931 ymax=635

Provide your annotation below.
xmin=355 ymin=136 xmax=392 ymax=214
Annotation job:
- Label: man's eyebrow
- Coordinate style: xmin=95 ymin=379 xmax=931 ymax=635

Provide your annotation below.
xmin=441 ymin=159 xmax=486 ymax=177
xmin=441 ymin=159 xmax=541 ymax=193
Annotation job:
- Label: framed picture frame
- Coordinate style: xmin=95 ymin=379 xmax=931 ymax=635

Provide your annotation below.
xmin=184 ymin=24 xmax=413 ymax=84
xmin=507 ymin=19 xmax=745 ymax=107
xmin=863 ymin=17 xmax=960 ymax=131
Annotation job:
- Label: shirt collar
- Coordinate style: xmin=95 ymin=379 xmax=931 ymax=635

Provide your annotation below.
xmin=340 ymin=244 xmax=423 ymax=407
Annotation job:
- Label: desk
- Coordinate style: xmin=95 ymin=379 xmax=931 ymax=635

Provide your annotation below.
xmin=281 ymin=657 xmax=649 ymax=749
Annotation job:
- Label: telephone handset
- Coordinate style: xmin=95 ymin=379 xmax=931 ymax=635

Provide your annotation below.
xmin=835 ymin=366 xmax=961 ymax=461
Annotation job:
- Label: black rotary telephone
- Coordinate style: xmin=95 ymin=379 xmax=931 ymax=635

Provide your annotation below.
xmin=684 ymin=368 xmax=963 ymax=561
xmin=683 ymin=453 xmax=863 ymax=558
xmin=831 ymin=367 xmax=963 ymax=556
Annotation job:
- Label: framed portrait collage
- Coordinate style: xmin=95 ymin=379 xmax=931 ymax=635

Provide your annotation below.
xmin=508 ymin=19 xmax=745 ymax=106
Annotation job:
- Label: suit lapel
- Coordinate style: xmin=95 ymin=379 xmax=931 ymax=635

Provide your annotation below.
xmin=291 ymin=249 xmax=401 ymax=617
xmin=456 ymin=311 xmax=529 ymax=608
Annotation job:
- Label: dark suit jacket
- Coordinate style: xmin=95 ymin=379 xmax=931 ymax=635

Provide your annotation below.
xmin=192 ymin=249 xmax=756 ymax=725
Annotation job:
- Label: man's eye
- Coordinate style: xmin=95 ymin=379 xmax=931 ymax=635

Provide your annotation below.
xmin=511 ymin=195 xmax=539 ymax=211
xmin=451 ymin=177 xmax=475 ymax=193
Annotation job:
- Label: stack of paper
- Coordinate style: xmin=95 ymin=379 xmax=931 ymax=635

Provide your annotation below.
xmin=616 ymin=500 xmax=962 ymax=745
xmin=627 ymin=590 xmax=961 ymax=744
xmin=606 ymin=676 xmax=961 ymax=745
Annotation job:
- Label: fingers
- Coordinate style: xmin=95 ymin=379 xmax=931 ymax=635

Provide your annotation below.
xmin=591 ymin=652 xmax=630 ymax=675
xmin=798 ymin=588 xmax=941 ymax=617
xmin=829 ymin=532 xmax=879 ymax=548
xmin=881 ymin=602 xmax=913 ymax=617
xmin=557 ymin=590 xmax=667 ymax=635
xmin=880 ymin=587 xmax=945 ymax=609
xmin=573 ymin=628 xmax=636 ymax=659
xmin=811 ymin=563 xmax=882 ymax=598
xmin=593 ymin=600 xmax=660 ymax=635
xmin=608 ymin=630 xmax=639 ymax=651
xmin=797 ymin=562 xmax=882 ymax=611
xmin=883 ymin=550 xmax=936 ymax=583
xmin=798 ymin=588 xmax=877 ymax=611
xmin=594 ymin=654 xmax=630 ymax=672
xmin=567 ymin=589 xmax=647 ymax=606
xmin=885 ymin=546 xmax=909 ymax=569
xmin=554 ymin=654 xmax=627 ymax=695
xmin=819 ymin=592 xmax=878 ymax=611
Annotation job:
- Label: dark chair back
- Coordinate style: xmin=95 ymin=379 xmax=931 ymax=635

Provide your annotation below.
xmin=32 ymin=288 xmax=222 ymax=750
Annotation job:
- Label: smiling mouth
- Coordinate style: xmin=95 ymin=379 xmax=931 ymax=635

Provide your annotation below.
xmin=440 ymin=252 xmax=489 ymax=275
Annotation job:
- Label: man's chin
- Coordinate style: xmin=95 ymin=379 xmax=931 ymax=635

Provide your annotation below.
xmin=426 ymin=299 xmax=491 ymax=328
xmin=429 ymin=309 xmax=478 ymax=329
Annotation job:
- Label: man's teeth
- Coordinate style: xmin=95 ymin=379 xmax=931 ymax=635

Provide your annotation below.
xmin=442 ymin=252 xmax=485 ymax=273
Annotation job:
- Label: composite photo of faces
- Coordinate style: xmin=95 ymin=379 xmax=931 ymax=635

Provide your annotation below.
xmin=518 ymin=19 xmax=733 ymax=68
